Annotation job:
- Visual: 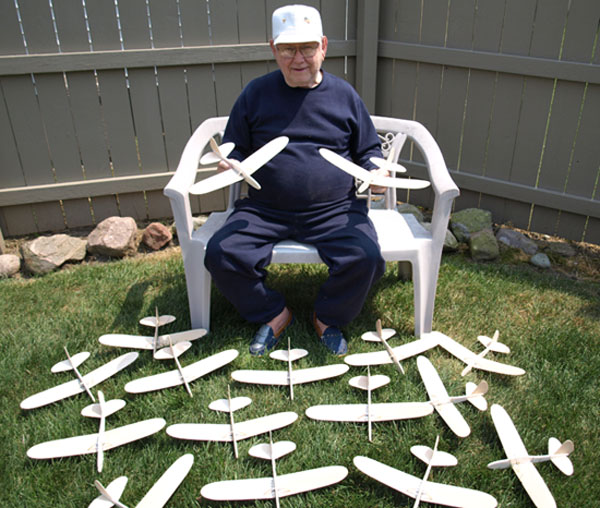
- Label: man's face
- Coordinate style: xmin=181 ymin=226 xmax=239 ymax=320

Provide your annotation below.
xmin=270 ymin=36 xmax=328 ymax=88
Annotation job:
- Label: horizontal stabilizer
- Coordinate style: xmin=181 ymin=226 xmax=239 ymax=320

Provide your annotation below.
xmin=154 ymin=341 xmax=192 ymax=360
xmin=249 ymin=441 xmax=296 ymax=461
xmin=200 ymin=142 xmax=235 ymax=165
xmin=361 ymin=328 xmax=396 ymax=342
xmin=466 ymin=381 xmax=488 ymax=411
xmin=81 ymin=399 xmax=126 ymax=419
xmin=90 ymin=476 xmax=128 ymax=508
xmin=411 ymin=445 xmax=458 ymax=467
xmin=348 ymin=374 xmax=390 ymax=391
xmin=270 ymin=348 xmax=308 ymax=362
xmin=51 ymin=351 xmax=90 ymax=373
xmin=477 ymin=331 xmax=510 ymax=354
xmin=209 ymin=396 xmax=252 ymax=413
xmin=549 ymin=438 xmax=574 ymax=476
xmin=369 ymin=156 xmax=407 ymax=173
xmin=139 ymin=315 xmax=176 ymax=328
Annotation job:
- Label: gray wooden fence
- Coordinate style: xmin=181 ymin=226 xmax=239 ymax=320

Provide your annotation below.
xmin=1 ymin=0 xmax=599 ymax=244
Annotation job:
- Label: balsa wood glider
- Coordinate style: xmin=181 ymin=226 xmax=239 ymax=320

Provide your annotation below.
xmin=20 ymin=351 xmax=138 ymax=410
xmin=166 ymin=386 xmax=298 ymax=458
xmin=124 ymin=349 xmax=238 ymax=396
xmin=487 ymin=404 xmax=574 ymax=508
xmin=428 ymin=331 xmax=525 ymax=376
xmin=460 ymin=330 xmax=510 ymax=376
xmin=89 ymin=453 xmax=194 ymax=508
xmin=27 ymin=418 xmax=166 ymax=461
xmin=81 ymin=390 xmax=127 ymax=473
xmin=200 ymin=434 xmax=348 ymax=507
xmin=345 ymin=334 xmax=439 ymax=368
xmin=231 ymin=340 xmax=349 ymax=399
xmin=319 ymin=147 xmax=430 ymax=193
xmin=305 ymin=367 xmax=433 ymax=442
xmin=362 ymin=319 xmax=405 ymax=374
xmin=417 ymin=356 xmax=488 ymax=438
xmin=354 ymin=448 xmax=498 ymax=508
xmin=190 ymin=136 xmax=289 ymax=195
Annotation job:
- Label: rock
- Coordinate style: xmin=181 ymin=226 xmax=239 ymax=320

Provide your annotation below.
xmin=496 ymin=228 xmax=538 ymax=255
xmin=469 ymin=228 xmax=499 ymax=261
xmin=192 ymin=215 xmax=209 ymax=231
xmin=142 ymin=222 xmax=172 ymax=250
xmin=544 ymin=241 xmax=576 ymax=258
xmin=397 ymin=203 xmax=424 ymax=223
xmin=450 ymin=208 xmax=493 ymax=243
xmin=87 ymin=217 xmax=139 ymax=258
xmin=0 ymin=254 xmax=20 ymax=278
xmin=530 ymin=252 xmax=551 ymax=269
xmin=423 ymin=222 xmax=459 ymax=251
xmin=20 ymin=234 xmax=87 ymax=275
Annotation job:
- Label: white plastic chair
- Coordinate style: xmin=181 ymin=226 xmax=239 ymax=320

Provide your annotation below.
xmin=164 ymin=116 xmax=459 ymax=337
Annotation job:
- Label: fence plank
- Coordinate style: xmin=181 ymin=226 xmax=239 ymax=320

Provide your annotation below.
xmin=0 ymin=1 xmax=25 ymax=55
xmin=179 ymin=0 xmax=210 ymax=46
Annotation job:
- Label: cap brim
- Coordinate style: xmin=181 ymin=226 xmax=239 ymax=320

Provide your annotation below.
xmin=273 ymin=33 xmax=322 ymax=45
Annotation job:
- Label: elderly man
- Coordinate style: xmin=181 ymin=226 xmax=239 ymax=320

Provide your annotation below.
xmin=204 ymin=4 xmax=386 ymax=356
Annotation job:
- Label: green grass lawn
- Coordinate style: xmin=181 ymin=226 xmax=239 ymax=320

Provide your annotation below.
xmin=1 ymin=249 xmax=598 ymax=507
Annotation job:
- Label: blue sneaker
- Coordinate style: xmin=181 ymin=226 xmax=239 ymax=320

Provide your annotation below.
xmin=249 ymin=313 xmax=294 ymax=356
xmin=313 ymin=313 xmax=348 ymax=356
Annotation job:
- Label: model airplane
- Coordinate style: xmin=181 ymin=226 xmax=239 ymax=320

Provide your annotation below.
xmin=417 ymin=356 xmax=488 ymax=437
xmin=362 ymin=319 xmax=405 ymax=374
xmin=354 ymin=439 xmax=498 ymax=507
xmin=319 ymin=147 xmax=430 ymax=193
xmin=99 ymin=309 xmax=207 ymax=356
xmin=20 ymin=351 xmax=138 ymax=410
xmin=460 ymin=330 xmax=510 ymax=376
xmin=27 ymin=418 xmax=166 ymax=462
xmin=487 ymin=404 xmax=574 ymax=508
xmin=167 ymin=385 xmax=297 ymax=459
xmin=231 ymin=340 xmax=349 ymax=399
xmin=345 ymin=334 xmax=439 ymax=368
xmin=200 ymin=433 xmax=348 ymax=507
xmin=425 ymin=331 xmax=526 ymax=376
xmin=89 ymin=453 xmax=194 ymax=508
xmin=305 ymin=367 xmax=433 ymax=442
xmin=81 ymin=390 xmax=127 ymax=472
xmin=190 ymin=136 xmax=289 ymax=195
xmin=124 ymin=348 xmax=238 ymax=396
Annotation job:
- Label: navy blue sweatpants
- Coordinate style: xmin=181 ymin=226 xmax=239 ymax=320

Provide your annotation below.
xmin=204 ymin=197 xmax=385 ymax=327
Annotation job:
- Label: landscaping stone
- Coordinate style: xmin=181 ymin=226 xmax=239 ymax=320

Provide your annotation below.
xmin=142 ymin=222 xmax=172 ymax=250
xmin=20 ymin=234 xmax=87 ymax=275
xmin=0 ymin=254 xmax=20 ymax=278
xmin=193 ymin=215 xmax=209 ymax=231
xmin=87 ymin=217 xmax=139 ymax=257
xmin=544 ymin=241 xmax=576 ymax=258
xmin=397 ymin=203 xmax=424 ymax=223
xmin=530 ymin=252 xmax=551 ymax=269
xmin=450 ymin=208 xmax=493 ymax=242
xmin=469 ymin=228 xmax=499 ymax=261
xmin=496 ymin=227 xmax=538 ymax=255
xmin=423 ymin=222 xmax=459 ymax=251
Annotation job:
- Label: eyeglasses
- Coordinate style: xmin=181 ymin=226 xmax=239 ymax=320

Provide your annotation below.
xmin=276 ymin=44 xmax=319 ymax=59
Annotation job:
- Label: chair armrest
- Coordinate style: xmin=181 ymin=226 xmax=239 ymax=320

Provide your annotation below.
xmin=164 ymin=116 xmax=229 ymax=244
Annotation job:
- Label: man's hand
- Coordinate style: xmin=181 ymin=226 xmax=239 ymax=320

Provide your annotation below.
xmin=369 ymin=167 xmax=389 ymax=194
xmin=217 ymin=159 xmax=233 ymax=173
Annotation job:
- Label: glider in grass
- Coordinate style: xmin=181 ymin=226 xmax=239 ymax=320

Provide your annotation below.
xmin=200 ymin=433 xmax=348 ymax=507
xmin=167 ymin=385 xmax=298 ymax=459
xmin=319 ymin=147 xmax=430 ymax=193
xmin=20 ymin=348 xmax=138 ymax=410
xmin=487 ymin=404 xmax=574 ymax=508
xmin=190 ymin=136 xmax=289 ymax=195
xmin=305 ymin=366 xmax=432 ymax=442
xmin=417 ymin=355 xmax=488 ymax=438
xmin=354 ymin=436 xmax=498 ymax=508
xmin=89 ymin=453 xmax=194 ymax=508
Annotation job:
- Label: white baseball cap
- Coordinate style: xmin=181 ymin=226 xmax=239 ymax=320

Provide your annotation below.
xmin=272 ymin=4 xmax=323 ymax=45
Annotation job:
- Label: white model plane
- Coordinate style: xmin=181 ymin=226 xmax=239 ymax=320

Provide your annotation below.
xmin=319 ymin=147 xmax=430 ymax=193
xmin=190 ymin=136 xmax=289 ymax=195
xmin=89 ymin=453 xmax=194 ymax=508
xmin=361 ymin=319 xmax=405 ymax=374
xmin=231 ymin=339 xmax=349 ymax=399
xmin=305 ymin=367 xmax=433 ymax=442
xmin=99 ymin=309 xmax=207 ymax=357
xmin=200 ymin=434 xmax=348 ymax=507
xmin=345 ymin=334 xmax=439 ymax=368
xmin=124 ymin=348 xmax=238 ymax=396
xmin=81 ymin=390 xmax=127 ymax=472
xmin=460 ymin=330 xmax=510 ymax=376
xmin=417 ymin=355 xmax=488 ymax=438
xmin=166 ymin=386 xmax=298 ymax=459
xmin=20 ymin=350 xmax=138 ymax=410
xmin=354 ymin=437 xmax=498 ymax=508
xmin=487 ymin=404 xmax=574 ymax=508
xmin=425 ymin=331 xmax=526 ymax=376
xmin=27 ymin=417 xmax=166 ymax=463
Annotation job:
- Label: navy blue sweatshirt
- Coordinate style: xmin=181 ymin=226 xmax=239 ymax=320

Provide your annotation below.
xmin=223 ymin=70 xmax=382 ymax=211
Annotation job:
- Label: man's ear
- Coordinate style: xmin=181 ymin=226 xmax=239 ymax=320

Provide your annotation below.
xmin=269 ymin=39 xmax=277 ymax=57
xmin=320 ymin=36 xmax=328 ymax=56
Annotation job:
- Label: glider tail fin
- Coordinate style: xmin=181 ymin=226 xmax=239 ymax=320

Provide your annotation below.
xmin=549 ymin=438 xmax=574 ymax=476
xmin=466 ymin=380 xmax=488 ymax=411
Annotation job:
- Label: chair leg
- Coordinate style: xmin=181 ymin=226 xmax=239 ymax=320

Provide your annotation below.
xmin=397 ymin=261 xmax=412 ymax=281
xmin=185 ymin=262 xmax=213 ymax=332
xmin=411 ymin=259 xmax=436 ymax=338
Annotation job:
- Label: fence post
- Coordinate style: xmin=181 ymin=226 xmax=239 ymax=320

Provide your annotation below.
xmin=355 ymin=0 xmax=380 ymax=112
